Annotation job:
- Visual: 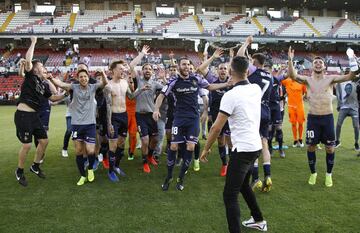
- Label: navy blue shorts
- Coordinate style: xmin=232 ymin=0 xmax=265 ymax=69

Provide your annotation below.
xmin=260 ymin=118 xmax=270 ymax=139
xmin=210 ymin=110 xmax=231 ymax=136
xmin=270 ymin=105 xmax=282 ymax=125
xmin=136 ymin=112 xmax=158 ymax=137
xmin=39 ymin=110 xmax=50 ymax=131
xmin=108 ymin=112 xmax=128 ymax=139
xmin=306 ymin=114 xmax=335 ymax=146
xmin=72 ymin=124 xmax=96 ymax=144
xmin=171 ymin=117 xmax=200 ymax=144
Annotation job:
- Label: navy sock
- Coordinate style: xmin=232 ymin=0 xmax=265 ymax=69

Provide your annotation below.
xmin=17 ymin=167 xmax=24 ymax=174
xmin=88 ymin=154 xmax=95 ymax=170
xmin=179 ymin=149 xmax=193 ymax=180
xmin=194 ymin=143 xmax=200 ymax=160
xmin=326 ymin=152 xmax=335 ymax=174
xmin=142 ymin=154 xmax=148 ymax=164
xmin=76 ymin=155 xmax=86 ymax=176
xmin=263 ymin=163 xmax=271 ymax=177
xmin=167 ymin=149 xmax=177 ymax=179
xmin=252 ymin=165 xmax=259 ymax=182
xmin=307 ymin=151 xmax=316 ymax=174
xmin=148 ymin=148 xmax=154 ymax=157
xmin=100 ymin=142 xmax=109 ymax=158
xmin=108 ymin=150 xmax=116 ymax=172
xmin=178 ymin=143 xmax=186 ymax=159
xmin=32 ymin=162 xmax=40 ymax=170
xmin=276 ymin=129 xmax=283 ymax=150
xmin=218 ymin=146 xmax=227 ymax=165
xmin=115 ymin=147 xmax=124 ymax=167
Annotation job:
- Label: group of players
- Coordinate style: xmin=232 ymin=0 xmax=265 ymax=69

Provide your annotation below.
xmin=14 ymin=35 xmax=359 ymax=195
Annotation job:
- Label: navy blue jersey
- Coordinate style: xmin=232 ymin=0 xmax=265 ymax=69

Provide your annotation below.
xmin=269 ymin=76 xmax=281 ymax=108
xmin=210 ymin=78 xmax=231 ymax=113
xmin=248 ymin=68 xmax=273 ymax=120
xmin=162 ymin=73 xmax=209 ymax=119
xmin=166 ymin=92 xmax=175 ymax=119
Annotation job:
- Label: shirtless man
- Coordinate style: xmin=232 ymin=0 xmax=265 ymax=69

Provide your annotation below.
xmin=104 ymin=60 xmax=149 ymax=182
xmin=288 ymin=46 xmax=359 ymax=187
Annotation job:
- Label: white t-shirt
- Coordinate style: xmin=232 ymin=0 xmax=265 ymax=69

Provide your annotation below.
xmin=219 ymin=81 xmax=262 ymax=152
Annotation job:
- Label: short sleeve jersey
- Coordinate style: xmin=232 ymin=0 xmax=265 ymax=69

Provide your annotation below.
xmin=17 ymin=72 xmax=52 ymax=112
xmin=161 ymin=73 xmax=209 ymax=119
xmin=206 ymin=72 xmax=231 ymax=113
xmin=70 ymin=83 xmax=100 ymax=125
xmin=136 ymin=76 xmax=164 ymax=113
xmin=248 ymin=67 xmax=273 ymax=120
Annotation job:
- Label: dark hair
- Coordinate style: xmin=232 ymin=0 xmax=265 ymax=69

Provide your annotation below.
xmin=77 ymin=69 xmax=89 ymax=76
xmin=264 ymin=59 xmax=273 ymax=68
xmin=77 ymin=62 xmax=88 ymax=68
xmin=142 ymin=63 xmax=153 ymax=70
xmin=31 ymin=59 xmax=42 ymax=73
xmin=252 ymin=53 xmax=266 ymax=65
xmin=109 ymin=59 xmax=126 ymax=71
xmin=231 ymin=56 xmax=249 ymax=76
xmin=177 ymin=57 xmax=190 ymax=65
xmin=313 ymin=56 xmax=325 ymax=63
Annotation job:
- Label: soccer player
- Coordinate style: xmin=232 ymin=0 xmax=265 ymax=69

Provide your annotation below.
xmin=198 ymin=49 xmax=232 ymax=176
xmin=281 ymin=72 xmax=307 ymax=148
xmin=264 ymin=60 xmax=285 ymax=158
xmin=126 ymin=75 xmax=138 ymax=160
xmin=14 ymin=36 xmax=69 ymax=186
xmin=237 ymin=36 xmax=273 ymax=192
xmin=200 ymin=56 xmax=267 ymax=233
xmin=288 ymin=46 xmax=359 ymax=187
xmin=50 ymin=68 xmax=108 ymax=185
xmin=153 ymin=57 xmax=232 ymax=191
xmin=334 ymin=68 xmax=360 ymax=150
xmin=104 ymin=59 xmax=147 ymax=181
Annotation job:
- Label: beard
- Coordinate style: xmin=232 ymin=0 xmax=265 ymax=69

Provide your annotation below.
xmin=314 ymin=69 xmax=323 ymax=74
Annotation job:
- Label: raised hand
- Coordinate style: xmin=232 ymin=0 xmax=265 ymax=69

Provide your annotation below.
xmin=245 ymin=35 xmax=253 ymax=44
xmin=212 ymin=49 xmax=224 ymax=59
xmin=288 ymin=46 xmax=295 ymax=60
xmin=30 ymin=36 xmax=37 ymax=44
xmin=141 ymin=45 xmax=151 ymax=55
xmin=229 ymin=48 xmax=234 ymax=59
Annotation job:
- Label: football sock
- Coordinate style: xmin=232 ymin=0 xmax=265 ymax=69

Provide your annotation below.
xmin=326 ymin=152 xmax=335 ymax=174
xmin=167 ymin=149 xmax=177 ymax=179
xmin=115 ymin=147 xmax=124 ymax=167
xmin=76 ymin=155 xmax=86 ymax=176
xmin=88 ymin=154 xmax=95 ymax=169
xmin=194 ymin=143 xmax=200 ymax=160
xmin=307 ymin=151 xmax=316 ymax=173
xmin=218 ymin=145 xmax=227 ymax=165
xmin=298 ymin=123 xmax=304 ymax=141
xmin=291 ymin=124 xmax=297 ymax=141
xmin=108 ymin=150 xmax=116 ymax=172
xmin=263 ymin=162 xmax=271 ymax=177
xmin=179 ymin=149 xmax=192 ymax=180
xmin=276 ymin=128 xmax=283 ymax=150
xmin=252 ymin=163 xmax=259 ymax=182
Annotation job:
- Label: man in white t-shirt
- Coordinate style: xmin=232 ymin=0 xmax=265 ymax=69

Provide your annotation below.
xmin=201 ymin=56 xmax=267 ymax=233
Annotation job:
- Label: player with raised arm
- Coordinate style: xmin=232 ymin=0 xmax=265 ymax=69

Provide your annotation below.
xmin=14 ymin=37 xmax=68 ymax=187
xmin=237 ymin=36 xmax=273 ymax=192
xmin=50 ymin=68 xmax=108 ymax=185
xmin=288 ymin=46 xmax=359 ymax=187
xmin=153 ymin=57 xmax=232 ymax=191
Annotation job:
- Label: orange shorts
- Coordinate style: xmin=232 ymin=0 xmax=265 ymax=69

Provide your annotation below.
xmin=288 ymin=106 xmax=305 ymax=123
xmin=127 ymin=112 xmax=137 ymax=134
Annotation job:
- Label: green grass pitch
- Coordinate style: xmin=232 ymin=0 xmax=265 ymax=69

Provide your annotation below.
xmin=0 ymin=104 xmax=360 ymax=233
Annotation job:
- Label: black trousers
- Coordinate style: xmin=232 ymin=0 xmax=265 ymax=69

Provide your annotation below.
xmin=223 ymin=149 xmax=263 ymax=233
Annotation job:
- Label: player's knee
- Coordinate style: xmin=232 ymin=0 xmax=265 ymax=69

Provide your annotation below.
xmin=186 ymin=143 xmax=195 ymax=151
xmin=307 ymin=145 xmax=316 ymax=152
xmin=170 ymin=143 xmax=178 ymax=151
xmin=325 ymin=146 xmax=335 ymax=153
xmin=38 ymin=138 xmax=49 ymax=147
xmin=22 ymin=143 xmax=32 ymax=151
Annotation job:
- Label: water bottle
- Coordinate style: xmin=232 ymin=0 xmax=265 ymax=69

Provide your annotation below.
xmin=346 ymin=48 xmax=359 ymax=72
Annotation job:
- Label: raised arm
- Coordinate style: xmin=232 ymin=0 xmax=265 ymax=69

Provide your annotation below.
xmin=95 ymin=69 xmax=109 ymax=89
xmin=25 ymin=36 xmax=37 ymax=72
xmin=287 ymin=46 xmax=308 ymax=84
xmin=330 ymin=72 xmax=357 ymax=84
xmin=18 ymin=59 xmax=26 ymax=77
xmin=129 ymin=45 xmax=150 ymax=69
xmin=207 ymin=81 xmax=232 ymax=91
xmin=236 ymin=35 xmax=252 ymax=57
xmin=49 ymin=76 xmax=72 ymax=91
xmin=197 ymin=49 xmax=224 ymax=76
